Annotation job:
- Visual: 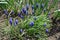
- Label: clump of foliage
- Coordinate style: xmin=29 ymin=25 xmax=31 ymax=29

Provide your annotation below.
xmin=0 ymin=0 xmax=58 ymax=40
xmin=5 ymin=15 xmax=50 ymax=40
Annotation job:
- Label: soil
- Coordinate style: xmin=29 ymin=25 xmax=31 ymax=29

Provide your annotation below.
xmin=0 ymin=14 xmax=9 ymax=40
xmin=48 ymin=32 xmax=60 ymax=40
xmin=47 ymin=0 xmax=60 ymax=40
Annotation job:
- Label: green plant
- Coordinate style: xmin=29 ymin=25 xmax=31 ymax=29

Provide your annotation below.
xmin=4 ymin=14 xmax=50 ymax=40
xmin=2 ymin=0 xmax=58 ymax=40
xmin=54 ymin=10 xmax=60 ymax=19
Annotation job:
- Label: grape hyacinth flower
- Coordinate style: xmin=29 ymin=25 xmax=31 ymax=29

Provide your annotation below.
xmin=46 ymin=29 xmax=49 ymax=33
xmin=29 ymin=21 xmax=34 ymax=26
xmin=22 ymin=8 xmax=26 ymax=14
xmin=9 ymin=17 xmax=13 ymax=25
xmin=26 ymin=3 xmax=29 ymax=10
xmin=22 ymin=8 xmax=28 ymax=15
xmin=14 ymin=19 xmax=18 ymax=26
xmin=20 ymin=15 xmax=24 ymax=19
xmin=20 ymin=29 xmax=23 ymax=33
xmin=41 ymin=3 xmax=44 ymax=8
xmin=4 ymin=9 xmax=8 ymax=16
xmin=32 ymin=5 xmax=34 ymax=10
xmin=43 ymin=23 xmax=47 ymax=27
xmin=36 ymin=3 xmax=39 ymax=8
xmin=18 ymin=13 xmax=21 ymax=17
xmin=18 ymin=13 xmax=24 ymax=19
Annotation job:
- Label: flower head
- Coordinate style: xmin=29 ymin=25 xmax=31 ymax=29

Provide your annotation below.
xmin=14 ymin=19 xmax=18 ymax=26
xmin=9 ymin=17 xmax=13 ymax=25
xmin=20 ymin=29 xmax=23 ymax=33
xmin=29 ymin=21 xmax=34 ymax=26
xmin=18 ymin=13 xmax=24 ymax=19
xmin=32 ymin=5 xmax=34 ymax=10
xmin=46 ymin=29 xmax=49 ymax=33
xmin=18 ymin=13 xmax=21 ymax=17
xmin=26 ymin=3 xmax=29 ymax=10
xmin=4 ymin=9 xmax=8 ymax=16
xmin=43 ymin=23 xmax=47 ymax=27
xmin=22 ymin=8 xmax=26 ymax=14
xmin=41 ymin=3 xmax=44 ymax=8
xmin=20 ymin=15 xmax=24 ymax=19
xmin=36 ymin=3 xmax=39 ymax=8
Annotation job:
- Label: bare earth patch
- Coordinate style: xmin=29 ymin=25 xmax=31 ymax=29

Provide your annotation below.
xmin=48 ymin=32 xmax=60 ymax=40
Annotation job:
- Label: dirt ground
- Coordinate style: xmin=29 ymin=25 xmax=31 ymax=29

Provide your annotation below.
xmin=48 ymin=32 xmax=60 ymax=40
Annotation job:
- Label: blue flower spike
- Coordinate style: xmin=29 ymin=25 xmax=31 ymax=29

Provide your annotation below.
xmin=20 ymin=29 xmax=23 ymax=33
xmin=41 ymin=3 xmax=44 ymax=8
xmin=32 ymin=5 xmax=34 ymax=10
xmin=20 ymin=15 xmax=24 ymax=19
xmin=9 ymin=17 xmax=13 ymax=25
xmin=18 ymin=12 xmax=21 ymax=17
xmin=18 ymin=13 xmax=24 ymax=19
xmin=26 ymin=3 xmax=29 ymax=10
xmin=15 ymin=19 xmax=18 ymax=24
xmin=29 ymin=21 xmax=34 ymax=26
xmin=4 ymin=9 xmax=8 ymax=16
xmin=22 ymin=8 xmax=26 ymax=14
xmin=14 ymin=19 xmax=18 ymax=26
xmin=43 ymin=23 xmax=47 ymax=27
xmin=46 ymin=29 xmax=49 ymax=33
xmin=36 ymin=3 xmax=39 ymax=8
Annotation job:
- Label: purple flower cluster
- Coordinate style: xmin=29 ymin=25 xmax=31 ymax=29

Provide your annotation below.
xmin=4 ymin=9 xmax=8 ymax=16
xmin=32 ymin=5 xmax=34 ymax=10
xmin=46 ymin=29 xmax=49 ymax=33
xmin=26 ymin=3 xmax=29 ymax=10
xmin=22 ymin=8 xmax=26 ymax=14
xmin=36 ymin=3 xmax=39 ymax=8
xmin=14 ymin=19 xmax=18 ymax=26
xmin=43 ymin=23 xmax=47 ymax=27
xmin=9 ymin=17 xmax=18 ymax=26
xmin=9 ymin=17 xmax=13 ymax=25
xmin=20 ymin=29 xmax=23 ymax=33
xmin=41 ymin=3 xmax=44 ymax=8
xmin=29 ymin=21 xmax=34 ymax=26
xmin=18 ymin=13 xmax=24 ymax=19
